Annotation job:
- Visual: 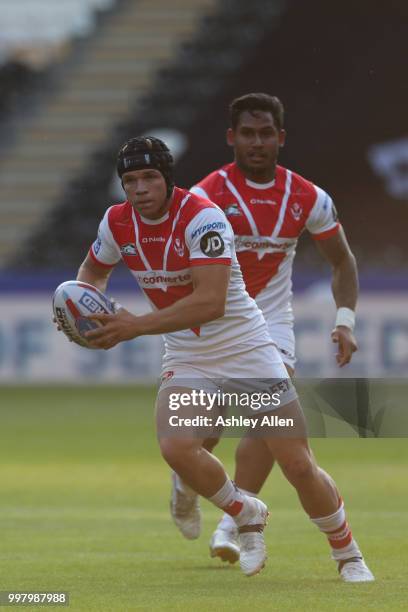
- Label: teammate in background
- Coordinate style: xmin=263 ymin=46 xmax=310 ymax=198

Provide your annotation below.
xmin=167 ymin=93 xmax=373 ymax=582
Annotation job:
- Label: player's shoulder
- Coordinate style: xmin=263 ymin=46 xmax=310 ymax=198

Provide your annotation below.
xmin=178 ymin=186 xmax=220 ymax=215
xmin=282 ymin=166 xmax=331 ymax=213
xmin=106 ymin=200 xmax=132 ymax=226
xmin=281 ymin=165 xmax=317 ymax=197
xmin=174 ymin=187 xmax=227 ymax=237
xmin=193 ymin=162 xmax=232 ymax=191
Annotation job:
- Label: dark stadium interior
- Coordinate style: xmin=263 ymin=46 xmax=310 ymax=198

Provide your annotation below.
xmin=1 ymin=0 xmax=407 ymax=273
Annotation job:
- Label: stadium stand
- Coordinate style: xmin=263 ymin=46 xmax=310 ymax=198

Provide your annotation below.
xmin=0 ymin=0 xmax=219 ymax=268
xmin=2 ymin=0 xmax=407 ymax=272
xmin=9 ymin=0 xmax=287 ymax=268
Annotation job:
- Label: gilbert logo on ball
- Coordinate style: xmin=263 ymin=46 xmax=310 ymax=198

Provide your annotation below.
xmin=52 ymin=281 xmax=115 ymax=349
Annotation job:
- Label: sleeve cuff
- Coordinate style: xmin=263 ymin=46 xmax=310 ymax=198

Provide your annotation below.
xmin=311 ymin=223 xmax=341 ymax=241
xmin=189 ymin=258 xmax=231 ymax=267
xmin=89 ymin=247 xmax=117 ymax=268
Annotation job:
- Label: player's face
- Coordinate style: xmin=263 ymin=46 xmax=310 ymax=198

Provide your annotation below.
xmin=227 ymin=110 xmax=286 ymax=181
xmin=122 ymin=168 xmax=169 ymax=219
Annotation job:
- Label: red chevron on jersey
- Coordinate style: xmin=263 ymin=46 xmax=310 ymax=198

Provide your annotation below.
xmin=89 ymin=186 xmax=268 ymax=358
xmin=192 ymin=163 xmax=340 ymax=321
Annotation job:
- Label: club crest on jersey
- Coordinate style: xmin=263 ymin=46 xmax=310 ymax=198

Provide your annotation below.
xmin=120 ymin=243 xmax=138 ymax=256
xmin=290 ymin=202 xmax=303 ymax=221
xmin=173 ymin=237 xmax=185 ymax=258
xmin=224 ymin=203 xmax=241 ymax=217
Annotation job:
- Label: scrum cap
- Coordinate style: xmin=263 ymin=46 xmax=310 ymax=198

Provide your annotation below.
xmin=117 ymin=136 xmax=175 ymax=198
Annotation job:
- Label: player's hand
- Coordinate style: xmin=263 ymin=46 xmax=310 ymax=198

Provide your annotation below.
xmin=331 ymin=325 xmax=358 ymax=367
xmin=52 ymin=316 xmax=73 ymax=341
xmin=84 ymin=308 xmax=140 ymax=349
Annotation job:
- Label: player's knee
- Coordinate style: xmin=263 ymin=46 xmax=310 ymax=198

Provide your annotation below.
xmin=235 ymin=437 xmax=272 ymax=464
xmin=158 ymin=438 xmax=196 ymax=469
xmin=280 ymin=455 xmax=316 ymax=485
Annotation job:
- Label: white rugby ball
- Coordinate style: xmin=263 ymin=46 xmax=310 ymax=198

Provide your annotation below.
xmin=52 ymin=280 xmax=115 ymax=349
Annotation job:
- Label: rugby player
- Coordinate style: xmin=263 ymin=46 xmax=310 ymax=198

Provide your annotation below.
xmin=169 ymin=93 xmax=373 ymax=582
xmin=73 ymin=135 xmax=295 ymax=577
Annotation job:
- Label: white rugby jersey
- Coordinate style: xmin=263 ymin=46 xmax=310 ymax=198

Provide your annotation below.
xmin=191 ymin=163 xmax=340 ymax=324
xmin=89 ymin=186 xmax=270 ymax=359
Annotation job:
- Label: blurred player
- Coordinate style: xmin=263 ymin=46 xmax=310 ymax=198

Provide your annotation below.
xmin=174 ymin=93 xmax=373 ymax=582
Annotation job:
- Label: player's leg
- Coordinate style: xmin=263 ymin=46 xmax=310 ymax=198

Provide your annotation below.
xmin=233 ymin=329 xmax=295 ymax=494
xmin=263 ymin=398 xmax=374 ymax=582
xmin=156 ymin=385 xmax=269 ymax=576
xmin=209 ymin=361 xmax=294 ymax=564
xmin=170 ymin=425 xmax=223 ymax=538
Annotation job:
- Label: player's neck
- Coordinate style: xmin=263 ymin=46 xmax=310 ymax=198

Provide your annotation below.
xmin=132 ymin=190 xmax=174 ymax=221
xmin=236 ymin=162 xmax=276 ymax=184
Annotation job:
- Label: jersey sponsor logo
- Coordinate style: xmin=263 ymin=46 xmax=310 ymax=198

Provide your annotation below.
xmin=173 ymin=237 xmax=185 ymax=258
xmin=224 ymin=203 xmax=242 ymax=217
xmin=132 ymin=268 xmax=192 ymax=289
xmin=235 ymin=236 xmax=293 ymax=252
xmin=290 ymin=202 xmax=303 ymax=221
xmin=120 ymin=243 xmax=138 ymax=256
xmin=250 ymin=198 xmax=277 ymax=205
xmin=141 ymin=237 xmax=165 ymax=243
xmin=93 ymin=235 xmax=102 ymax=255
xmin=191 ymin=221 xmax=226 ymax=239
xmin=200 ymin=231 xmax=225 ymax=257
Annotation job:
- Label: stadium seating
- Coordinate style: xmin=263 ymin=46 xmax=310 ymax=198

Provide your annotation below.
xmin=2 ymin=0 xmax=407 ymax=271
xmin=0 ymin=0 xmax=219 ymax=268
xmin=0 ymin=0 xmax=115 ymax=54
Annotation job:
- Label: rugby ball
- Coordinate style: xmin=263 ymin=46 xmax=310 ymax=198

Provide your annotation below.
xmin=52 ymin=280 xmax=115 ymax=349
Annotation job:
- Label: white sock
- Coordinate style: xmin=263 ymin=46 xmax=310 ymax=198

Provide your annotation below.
xmin=310 ymin=500 xmax=362 ymax=561
xmin=208 ymin=480 xmax=255 ymax=527
xmin=218 ymin=487 xmax=258 ymax=530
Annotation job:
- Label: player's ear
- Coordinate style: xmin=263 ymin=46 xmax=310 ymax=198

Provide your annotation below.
xmin=279 ymin=129 xmax=286 ymax=148
xmin=226 ymin=128 xmax=235 ymax=147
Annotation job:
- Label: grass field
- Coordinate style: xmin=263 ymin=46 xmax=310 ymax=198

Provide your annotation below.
xmin=0 ymin=386 xmax=406 ymax=611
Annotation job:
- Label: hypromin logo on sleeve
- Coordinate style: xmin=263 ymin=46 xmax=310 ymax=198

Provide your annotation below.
xmin=191 ymin=221 xmax=226 ymax=239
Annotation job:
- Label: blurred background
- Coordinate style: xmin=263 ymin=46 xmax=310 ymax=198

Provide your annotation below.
xmin=0 ymin=0 xmax=407 ymax=381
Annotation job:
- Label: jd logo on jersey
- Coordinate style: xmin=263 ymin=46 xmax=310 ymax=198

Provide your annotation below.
xmin=200 ymin=231 xmax=225 ymax=257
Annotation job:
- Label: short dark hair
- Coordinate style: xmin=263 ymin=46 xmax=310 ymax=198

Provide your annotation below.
xmin=229 ymin=93 xmax=284 ymax=130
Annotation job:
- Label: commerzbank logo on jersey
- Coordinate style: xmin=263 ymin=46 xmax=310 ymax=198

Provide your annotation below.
xmin=235 ymin=236 xmax=293 ymax=253
xmin=131 ymin=269 xmax=192 ymax=289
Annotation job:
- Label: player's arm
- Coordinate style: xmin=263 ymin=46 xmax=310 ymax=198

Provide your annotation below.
xmin=77 ymin=252 xmax=114 ymax=293
xmin=315 ymin=227 xmax=359 ymax=366
xmin=83 ymin=264 xmax=230 ymax=349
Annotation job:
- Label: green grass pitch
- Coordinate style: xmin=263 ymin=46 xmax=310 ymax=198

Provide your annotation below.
xmin=0 ymin=386 xmax=406 ymax=611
